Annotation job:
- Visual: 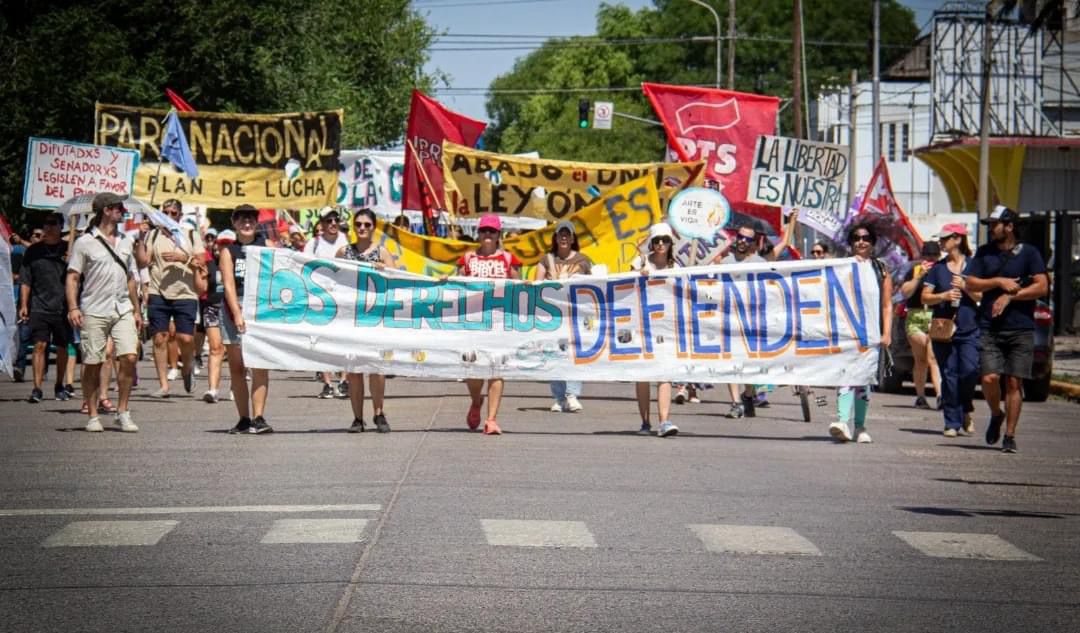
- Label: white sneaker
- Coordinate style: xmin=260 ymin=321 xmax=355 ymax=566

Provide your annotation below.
xmin=202 ymin=389 xmax=219 ymax=404
xmin=549 ymin=401 xmax=565 ymax=413
xmin=565 ymin=395 xmax=583 ymax=412
xmin=192 ymin=364 xmax=202 ymax=376
xmin=943 ymin=428 xmax=958 ymax=438
xmin=166 ymin=368 xmax=180 ymax=381
xmin=114 ymin=411 xmax=139 ymax=433
xmin=829 ymin=422 xmax=852 ymax=442
xmin=657 ymin=420 xmax=679 ymax=437
xmin=85 ymin=417 xmax=104 ymax=432
xmin=855 ymin=428 xmax=873 ymax=443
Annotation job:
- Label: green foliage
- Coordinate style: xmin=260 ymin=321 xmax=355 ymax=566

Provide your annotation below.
xmin=484 ymin=0 xmax=919 ymax=159
xmin=0 ymin=0 xmax=436 ymax=230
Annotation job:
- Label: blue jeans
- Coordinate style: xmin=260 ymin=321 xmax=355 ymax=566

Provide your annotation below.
xmin=550 ymin=381 xmax=582 ymax=402
xmin=933 ymin=333 xmax=979 ymax=430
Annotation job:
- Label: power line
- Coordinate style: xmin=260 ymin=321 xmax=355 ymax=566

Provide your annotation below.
xmin=430 ymin=33 xmax=916 ymax=51
xmin=414 ymin=0 xmax=568 ymax=8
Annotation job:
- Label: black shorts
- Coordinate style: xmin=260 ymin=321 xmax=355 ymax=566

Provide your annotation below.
xmin=980 ymin=329 xmax=1034 ymax=380
xmin=147 ymin=295 xmax=199 ymax=336
xmin=29 ymin=312 xmax=73 ymax=346
xmin=200 ymin=301 xmax=222 ymax=329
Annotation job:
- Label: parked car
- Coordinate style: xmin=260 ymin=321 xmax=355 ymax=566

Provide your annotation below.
xmin=881 ymin=300 xmax=1054 ymax=402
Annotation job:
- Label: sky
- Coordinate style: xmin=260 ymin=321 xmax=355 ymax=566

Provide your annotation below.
xmin=419 ymin=0 xmax=938 ymax=121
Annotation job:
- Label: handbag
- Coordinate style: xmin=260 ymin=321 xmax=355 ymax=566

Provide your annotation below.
xmin=929 ymin=313 xmax=957 ymax=343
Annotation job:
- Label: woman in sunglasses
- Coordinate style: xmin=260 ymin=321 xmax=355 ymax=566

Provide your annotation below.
xmin=630 ymin=223 xmax=679 ymax=438
xmin=829 ymin=223 xmax=893 ymax=444
xmin=810 ymin=242 xmax=830 ymax=259
xmin=336 ymin=208 xmax=396 ymax=434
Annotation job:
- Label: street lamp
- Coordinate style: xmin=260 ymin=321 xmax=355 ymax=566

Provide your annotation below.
xmin=686 ymin=0 xmax=722 ymax=89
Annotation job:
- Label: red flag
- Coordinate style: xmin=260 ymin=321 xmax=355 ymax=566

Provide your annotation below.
xmin=856 ymin=158 xmax=923 ymax=259
xmin=644 ymin=83 xmax=780 ymax=231
xmin=402 ymin=90 xmax=486 ymax=217
xmin=165 ymin=88 xmax=195 ymax=112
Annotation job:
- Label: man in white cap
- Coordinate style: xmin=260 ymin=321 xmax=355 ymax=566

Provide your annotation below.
xmin=714 ymin=221 xmax=765 ymax=419
xmin=66 ymin=192 xmax=142 ymax=432
xmin=304 ymin=207 xmax=350 ymax=399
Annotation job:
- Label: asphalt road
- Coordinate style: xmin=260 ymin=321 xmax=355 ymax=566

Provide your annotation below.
xmin=1 ymin=365 xmax=1078 ymax=633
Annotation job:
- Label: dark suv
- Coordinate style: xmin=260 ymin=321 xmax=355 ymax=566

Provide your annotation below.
xmin=881 ymin=300 xmax=1054 ymax=402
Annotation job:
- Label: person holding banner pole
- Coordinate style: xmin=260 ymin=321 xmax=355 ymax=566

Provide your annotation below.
xmin=713 ymin=222 xmax=766 ymax=419
xmin=534 ymin=220 xmax=593 ymax=414
xmin=631 ymin=223 xmax=680 ymax=438
xmin=219 ymin=205 xmax=272 ymax=435
xmin=337 ymin=209 xmax=396 ymax=433
xmin=449 ymin=214 xmax=521 ymax=436
xmin=829 ymin=223 xmax=893 ymax=444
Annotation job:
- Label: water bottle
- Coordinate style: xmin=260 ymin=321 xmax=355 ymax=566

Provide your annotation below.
xmin=951 ymin=274 xmax=963 ymax=308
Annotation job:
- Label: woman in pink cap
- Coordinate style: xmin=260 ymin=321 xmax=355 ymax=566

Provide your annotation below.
xmin=455 ymin=213 xmax=521 ymax=435
xmin=920 ymin=223 xmax=981 ymax=437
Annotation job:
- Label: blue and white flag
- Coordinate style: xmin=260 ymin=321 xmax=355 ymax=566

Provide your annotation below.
xmin=161 ymin=110 xmax=199 ymax=180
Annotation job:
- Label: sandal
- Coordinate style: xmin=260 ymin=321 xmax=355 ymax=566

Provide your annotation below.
xmin=98 ymin=399 xmax=118 ymax=414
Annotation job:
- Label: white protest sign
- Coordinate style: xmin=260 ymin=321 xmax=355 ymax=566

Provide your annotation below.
xmin=23 ymin=138 xmax=140 ymax=209
xmin=666 ymin=187 xmax=730 ymax=240
xmin=593 ymin=101 xmax=613 ymax=130
xmin=747 ymin=135 xmax=848 ymax=214
xmin=242 ymin=247 xmax=882 ymax=386
xmin=336 ymin=149 xmax=405 ymax=216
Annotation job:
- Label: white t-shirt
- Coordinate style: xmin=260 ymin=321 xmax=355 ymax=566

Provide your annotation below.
xmin=303 ymin=232 xmax=348 ymax=258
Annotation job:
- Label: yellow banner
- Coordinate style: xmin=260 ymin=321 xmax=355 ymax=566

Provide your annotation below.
xmin=374 ymin=176 xmax=661 ymax=278
xmin=441 ymin=141 xmax=704 ymax=221
xmin=94 ymin=103 xmax=342 ymax=209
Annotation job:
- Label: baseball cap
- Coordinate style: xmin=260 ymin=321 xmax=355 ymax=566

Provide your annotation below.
xmin=981 ymin=205 xmax=1020 ymax=224
xmin=554 ymin=220 xmax=575 ymax=235
xmin=92 ymin=192 xmax=126 ymax=213
xmin=319 ymin=206 xmax=342 ymax=220
xmin=288 ymin=224 xmax=305 ymax=235
xmin=478 ymin=214 xmax=502 ymax=232
xmin=204 ymin=227 xmax=218 ymax=238
xmin=939 ymin=222 xmax=968 ymax=237
xmin=231 ymin=204 xmax=258 ymax=219
xmin=216 ymin=229 xmax=237 ymax=245
xmin=649 ymin=223 xmax=675 ymax=241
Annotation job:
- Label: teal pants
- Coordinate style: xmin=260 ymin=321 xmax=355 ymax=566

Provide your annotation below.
xmin=836 ymin=385 xmax=871 ymax=427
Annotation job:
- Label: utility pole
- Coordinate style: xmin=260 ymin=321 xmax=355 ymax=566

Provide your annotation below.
xmin=977 ymin=2 xmax=994 ymax=239
xmin=727 ymin=0 xmax=736 ymax=90
xmin=849 ymin=69 xmax=859 ymax=207
xmin=872 ymin=0 xmax=881 ymax=162
xmin=793 ymin=0 xmax=803 ymax=139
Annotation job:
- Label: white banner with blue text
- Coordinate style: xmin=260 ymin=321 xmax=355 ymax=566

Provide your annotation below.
xmin=241 ymin=247 xmax=881 ymax=385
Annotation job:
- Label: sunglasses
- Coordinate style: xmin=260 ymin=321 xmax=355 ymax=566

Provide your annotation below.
xmin=811 ymin=249 xmax=825 ymax=255
xmin=478 ymin=228 xmax=499 ymax=234
xmin=651 ymin=236 xmax=672 ymax=245
xmin=851 ymin=234 xmax=874 ymax=243
xmin=735 ymin=234 xmax=755 ymax=243
xmin=354 ymin=222 xmax=374 ymax=229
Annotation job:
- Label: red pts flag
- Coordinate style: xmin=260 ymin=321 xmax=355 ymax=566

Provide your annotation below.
xmin=857 ymin=158 xmax=923 ymax=259
xmin=403 ymin=91 xmax=486 ymax=217
xmin=644 ymin=83 xmax=780 ymax=229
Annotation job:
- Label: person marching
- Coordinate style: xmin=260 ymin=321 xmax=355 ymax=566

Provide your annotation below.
xmin=899 ymin=241 xmax=943 ymax=409
xmin=964 ymin=206 xmax=1049 ymax=453
xmin=65 ymin=193 xmax=142 ymax=433
xmin=19 ymin=213 xmax=73 ymax=404
xmin=305 ymin=207 xmax=350 ymax=399
xmin=829 ymin=223 xmax=893 ymax=444
xmin=534 ymin=220 xmax=592 ymax=414
xmin=452 ymin=214 xmax=521 ymax=436
xmin=219 ymin=205 xmax=272 ymax=435
xmin=712 ymin=222 xmax=765 ymax=419
xmin=632 ymin=223 xmax=679 ymax=438
xmin=921 ymin=223 xmax=980 ymax=437
xmin=336 ymin=209 xmax=395 ymax=433
xmin=196 ymin=230 xmax=228 ymax=404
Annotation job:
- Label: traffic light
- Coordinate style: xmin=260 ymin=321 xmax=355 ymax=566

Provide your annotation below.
xmin=578 ymin=99 xmax=590 ymax=129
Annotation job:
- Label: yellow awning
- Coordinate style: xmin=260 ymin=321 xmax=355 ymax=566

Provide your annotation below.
xmin=913 ymin=141 xmax=1025 ymax=212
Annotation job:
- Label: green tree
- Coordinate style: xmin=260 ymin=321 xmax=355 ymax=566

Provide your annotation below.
xmin=0 ymin=0 xmax=437 ymax=230
xmin=484 ymin=0 xmax=919 ymax=158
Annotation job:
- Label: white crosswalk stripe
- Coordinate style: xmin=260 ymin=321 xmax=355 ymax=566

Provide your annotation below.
xmin=893 ymin=531 xmax=1042 ymax=561
xmin=688 ymin=524 xmax=823 ymax=556
xmin=42 ymin=520 xmax=178 ymax=547
xmin=481 ymin=519 xmax=597 ymax=548
xmin=260 ymin=518 xmax=369 ymax=544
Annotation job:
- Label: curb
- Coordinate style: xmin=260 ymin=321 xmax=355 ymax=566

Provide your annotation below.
xmin=1050 ymin=380 xmax=1080 ymax=400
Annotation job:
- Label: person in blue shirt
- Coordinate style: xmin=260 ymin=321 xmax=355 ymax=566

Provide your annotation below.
xmin=922 ymin=223 xmax=980 ymax=437
xmin=964 ymin=206 xmax=1049 ymax=454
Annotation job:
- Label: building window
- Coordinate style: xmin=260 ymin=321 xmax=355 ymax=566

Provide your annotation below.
xmin=878 ymin=122 xmax=909 ymax=162
xmin=900 ymin=123 xmax=909 ymax=163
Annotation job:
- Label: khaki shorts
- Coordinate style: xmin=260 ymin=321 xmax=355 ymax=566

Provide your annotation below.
xmin=80 ymin=311 xmax=138 ymax=364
